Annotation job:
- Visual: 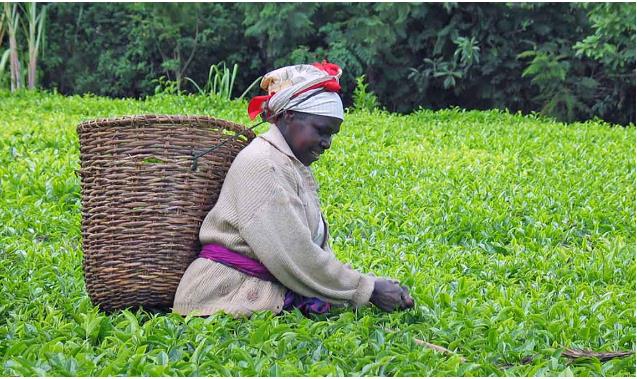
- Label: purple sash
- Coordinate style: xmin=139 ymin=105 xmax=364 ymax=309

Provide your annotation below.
xmin=199 ymin=244 xmax=331 ymax=315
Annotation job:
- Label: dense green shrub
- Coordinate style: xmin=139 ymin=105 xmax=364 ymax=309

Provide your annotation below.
xmin=517 ymin=3 xmax=635 ymax=125
xmin=0 ymin=91 xmax=634 ymax=375
xmin=3 ymin=3 xmax=636 ymax=124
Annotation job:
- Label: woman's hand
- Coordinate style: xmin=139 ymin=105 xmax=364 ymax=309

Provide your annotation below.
xmin=370 ymin=279 xmax=408 ymax=311
xmin=370 ymin=279 xmax=415 ymax=311
xmin=399 ymin=284 xmax=415 ymax=309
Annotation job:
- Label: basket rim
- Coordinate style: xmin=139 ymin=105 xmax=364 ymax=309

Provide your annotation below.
xmin=77 ymin=114 xmax=256 ymax=138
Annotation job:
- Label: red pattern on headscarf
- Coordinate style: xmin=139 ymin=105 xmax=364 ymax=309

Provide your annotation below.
xmin=248 ymin=94 xmax=275 ymax=120
xmin=312 ymin=60 xmax=341 ymax=76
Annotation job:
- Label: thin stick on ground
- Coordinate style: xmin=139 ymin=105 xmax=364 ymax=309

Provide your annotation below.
xmin=561 ymin=348 xmax=634 ymax=362
xmin=383 ymin=328 xmax=467 ymax=362
xmin=386 ymin=328 xmax=634 ymax=365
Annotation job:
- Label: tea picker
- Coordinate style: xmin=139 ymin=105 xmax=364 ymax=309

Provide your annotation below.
xmin=78 ymin=62 xmax=414 ymax=317
xmin=173 ymin=62 xmax=415 ymax=317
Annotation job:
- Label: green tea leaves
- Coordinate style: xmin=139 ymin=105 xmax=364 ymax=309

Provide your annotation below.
xmin=0 ymin=92 xmax=634 ymax=375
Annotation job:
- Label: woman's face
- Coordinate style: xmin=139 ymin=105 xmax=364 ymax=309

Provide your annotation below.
xmin=277 ymin=111 xmax=342 ymax=166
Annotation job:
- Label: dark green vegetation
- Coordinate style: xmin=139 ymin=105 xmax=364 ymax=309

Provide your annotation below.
xmin=0 ymin=91 xmax=635 ymax=375
xmin=2 ymin=2 xmax=635 ymax=125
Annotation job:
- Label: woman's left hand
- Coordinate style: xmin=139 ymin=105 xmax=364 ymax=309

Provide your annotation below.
xmin=400 ymin=285 xmax=414 ymax=309
xmin=390 ymin=280 xmax=414 ymax=309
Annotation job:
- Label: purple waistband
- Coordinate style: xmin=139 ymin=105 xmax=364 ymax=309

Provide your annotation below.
xmin=199 ymin=244 xmax=278 ymax=282
xmin=199 ymin=243 xmax=332 ymax=315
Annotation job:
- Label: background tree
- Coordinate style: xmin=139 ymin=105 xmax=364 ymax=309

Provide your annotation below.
xmin=573 ymin=3 xmax=636 ymax=124
xmin=30 ymin=2 xmax=637 ymax=125
xmin=136 ymin=3 xmax=201 ymax=90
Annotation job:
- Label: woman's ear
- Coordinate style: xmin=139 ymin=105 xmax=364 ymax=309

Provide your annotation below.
xmin=270 ymin=110 xmax=294 ymax=125
xmin=266 ymin=111 xmax=281 ymax=124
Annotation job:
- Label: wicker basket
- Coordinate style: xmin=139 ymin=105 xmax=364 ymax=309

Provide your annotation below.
xmin=77 ymin=115 xmax=255 ymax=312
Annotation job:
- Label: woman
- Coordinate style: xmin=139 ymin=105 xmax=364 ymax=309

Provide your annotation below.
xmin=173 ymin=62 xmax=414 ymax=317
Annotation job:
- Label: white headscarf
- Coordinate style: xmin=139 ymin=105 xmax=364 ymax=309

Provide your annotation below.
xmin=259 ymin=64 xmax=344 ymax=120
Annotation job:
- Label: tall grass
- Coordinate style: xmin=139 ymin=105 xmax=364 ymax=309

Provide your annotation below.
xmin=3 ymin=2 xmax=21 ymax=91
xmin=0 ymin=2 xmax=46 ymax=91
xmin=24 ymin=2 xmax=46 ymax=89
xmin=0 ymin=11 xmax=9 ymax=88
xmin=185 ymin=62 xmax=262 ymax=100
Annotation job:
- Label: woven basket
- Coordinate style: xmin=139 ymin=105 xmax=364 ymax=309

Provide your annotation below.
xmin=77 ymin=115 xmax=255 ymax=312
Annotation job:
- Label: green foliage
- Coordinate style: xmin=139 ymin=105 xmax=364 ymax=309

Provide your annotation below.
xmin=0 ymin=92 xmax=634 ymax=376
xmin=573 ymin=3 xmax=636 ymax=124
xmin=409 ymin=35 xmax=481 ymax=92
xmin=517 ymin=50 xmax=587 ymax=123
xmin=514 ymin=3 xmax=635 ymax=125
xmin=208 ymin=62 xmax=237 ymax=100
xmin=574 ymin=3 xmax=636 ymax=72
xmin=152 ymin=76 xmax=181 ymax=96
xmin=135 ymin=3 xmax=201 ymax=89
xmin=29 ymin=3 xmax=637 ymax=124
xmin=519 ymin=50 xmax=569 ymax=86
xmin=351 ymin=75 xmax=378 ymax=112
xmin=185 ymin=62 xmax=261 ymax=101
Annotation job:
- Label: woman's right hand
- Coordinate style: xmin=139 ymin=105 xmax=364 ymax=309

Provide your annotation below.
xmin=370 ymin=279 xmax=407 ymax=312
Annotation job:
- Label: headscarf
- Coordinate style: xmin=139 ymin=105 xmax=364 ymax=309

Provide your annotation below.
xmin=247 ymin=61 xmax=344 ymax=121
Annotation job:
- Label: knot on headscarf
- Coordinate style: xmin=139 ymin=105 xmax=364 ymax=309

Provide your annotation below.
xmin=247 ymin=61 xmax=344 ymax=121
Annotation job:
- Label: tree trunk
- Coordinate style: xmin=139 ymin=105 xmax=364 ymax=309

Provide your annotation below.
xmin=27 ymin=3 xmax=36 ymax=89
xmin=27 ymin=3 xmax=46 ymax=89
xmin=28 ymin=50 xmax=37 ymax=89
xmin=4 ymin=3 xmax=21 ymax=92
xmin=8 ymin=24 xmax=20 ymax=92
xmin=177 ymin=24 xmax=199 ymax=92
xmin=174 ymin=50 xmax=181 ymax=90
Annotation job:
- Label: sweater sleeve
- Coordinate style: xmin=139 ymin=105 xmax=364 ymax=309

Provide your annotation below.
xmin=234 ymin=159 xmax=375 ymax=307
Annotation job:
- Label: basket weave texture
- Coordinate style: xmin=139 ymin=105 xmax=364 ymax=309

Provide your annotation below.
xmin=77 ymin=115 xmax=255 ymax=312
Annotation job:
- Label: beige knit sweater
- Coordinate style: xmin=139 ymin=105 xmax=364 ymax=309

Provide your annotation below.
xmin=172 ymin=124 xmax=375 ymax=317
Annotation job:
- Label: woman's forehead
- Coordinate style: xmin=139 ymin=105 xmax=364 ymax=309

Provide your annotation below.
xmin=296 ymin=112 xmax=341 ymax=131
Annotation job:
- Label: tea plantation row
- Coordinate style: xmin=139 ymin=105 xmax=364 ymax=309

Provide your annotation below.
xmin=0 ymin=91 xmax=634 ymax=375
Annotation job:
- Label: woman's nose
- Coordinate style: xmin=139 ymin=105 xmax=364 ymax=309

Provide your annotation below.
xmin=320 ymin=136 xmax=332 ymax=150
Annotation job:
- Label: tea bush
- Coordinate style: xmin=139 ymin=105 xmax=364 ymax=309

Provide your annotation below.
xmin=0 ymin=91 xmax=634 ymax=376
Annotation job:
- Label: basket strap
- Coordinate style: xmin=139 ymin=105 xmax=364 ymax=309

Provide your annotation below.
xmin=191 ymin=120 xmax=266 ymax=171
